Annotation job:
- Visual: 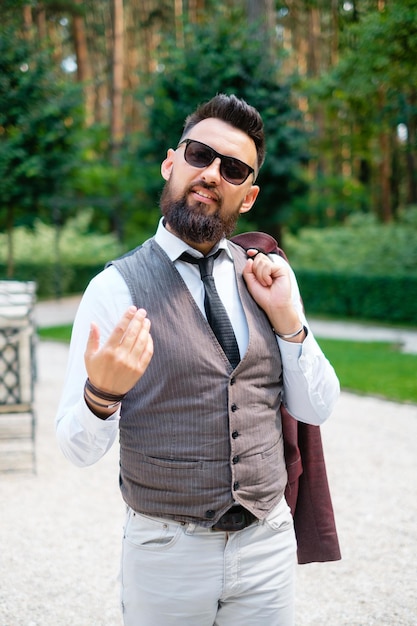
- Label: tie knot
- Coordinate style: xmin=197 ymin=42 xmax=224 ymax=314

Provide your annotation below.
xmin=180 ymin=249 xmax=222 ymax=279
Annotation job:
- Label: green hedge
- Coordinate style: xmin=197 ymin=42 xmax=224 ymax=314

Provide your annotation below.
xmin=295 ymin=270 xmax=417 ymax=323
xmin=2 ymin=263 xmax=416 ymax=324
xmin=0 ymin=263 xmax=104 ymax=298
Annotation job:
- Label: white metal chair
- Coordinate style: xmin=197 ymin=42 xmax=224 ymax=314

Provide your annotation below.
xmin=0 ymin=281 xmax=37 ymax=472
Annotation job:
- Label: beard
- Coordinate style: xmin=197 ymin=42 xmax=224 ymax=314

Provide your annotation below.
xmin=160 ymin=179 xmax=240 ymax=244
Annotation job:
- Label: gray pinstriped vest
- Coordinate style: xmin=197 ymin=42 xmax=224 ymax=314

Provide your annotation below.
xmin=112 ymin=238 xmax=287 ymax=526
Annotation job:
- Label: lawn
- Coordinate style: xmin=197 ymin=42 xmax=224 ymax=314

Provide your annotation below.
xmin=38 ymin=325 xmax=73 ymax=342
xmin=316 ymin=338 xmax=417 ymax=405
xmin=37 ymin=325 xmax=417 ymax=405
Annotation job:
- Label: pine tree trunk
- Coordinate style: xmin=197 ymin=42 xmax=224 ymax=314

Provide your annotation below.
xmin=111 ymin=0 xmax=124 ymax=159
xmin=72 ymin=0 xmax=94 ymax=125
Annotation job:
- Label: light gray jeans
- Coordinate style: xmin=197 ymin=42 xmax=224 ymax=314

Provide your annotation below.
xmin=120 ymin=497 xmax=297 ymax=626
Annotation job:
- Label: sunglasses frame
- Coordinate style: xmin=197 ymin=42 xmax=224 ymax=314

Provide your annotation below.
xmin=177 ymin=138 xmax=255 ymax=185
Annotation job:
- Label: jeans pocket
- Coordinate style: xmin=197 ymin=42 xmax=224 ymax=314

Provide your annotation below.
xmin=124 ymin=508 xmax=182 ymax=551
xmin=264 ymin=498 xmax=294 ymax=533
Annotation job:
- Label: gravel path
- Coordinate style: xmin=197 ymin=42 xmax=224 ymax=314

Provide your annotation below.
xmin=1 ymin=340 xmax=416 ymax=625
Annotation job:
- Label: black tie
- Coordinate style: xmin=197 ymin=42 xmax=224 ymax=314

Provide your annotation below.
xmin=180 ymin=250 xmax=240 ymax=369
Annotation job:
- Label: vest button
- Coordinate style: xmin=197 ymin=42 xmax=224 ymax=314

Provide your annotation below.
xmin=233 ymin=481 xmax=240 ymax=491
xmin=205 ymin=510 xmax=216 ymax=519
xmin=232 ymin=455 xmax=240 ymax=464
xmin=231 ymin=403 xmax=238 ymax=412
xmin=232 ymin=430 xmax=239 ymax=439
xmin=230 ymin=377 xmax=236 ymax=385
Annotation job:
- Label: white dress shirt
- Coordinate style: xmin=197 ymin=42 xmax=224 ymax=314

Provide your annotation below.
xmin=56 ymin=219 xmax=340 ymax=467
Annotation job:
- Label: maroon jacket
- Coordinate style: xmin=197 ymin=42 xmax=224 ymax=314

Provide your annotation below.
xmin=231 ymin=232 xmax=341 ymax=564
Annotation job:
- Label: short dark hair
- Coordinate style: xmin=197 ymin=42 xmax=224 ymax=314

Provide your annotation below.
xmin=181 ymin=94 xmax=265 ymax=173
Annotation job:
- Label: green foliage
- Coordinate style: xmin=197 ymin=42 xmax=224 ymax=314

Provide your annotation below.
xmin=0 ymin=260 xmax=104 ymax=298
xmin=0 ymin=212 xmax=123 ymax=265
xmin=0 ymin=212 xmax=124 ymax=297
xmin=288 ymin=174 xmax=369 ymax=230
xmin=283 ymin=210 xmax=417 ymax=323
xmin=307 ymin=0 xmax=417 ymax=216
xmin=285 ymin=210 xmax=417 ymax=275
xmin=0 ymin=23 xmax=84 ymax=271
xmin=68 ymin=123 xmax=161 ymax=248
xmin=296 ymin=270 xmax=417 ymax=323
xmin=135 ymin=8 xmax=309 ymax=237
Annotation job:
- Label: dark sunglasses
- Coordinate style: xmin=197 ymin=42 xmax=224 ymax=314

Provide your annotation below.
xmin=177 ymin=138 xmax=255 ymax=185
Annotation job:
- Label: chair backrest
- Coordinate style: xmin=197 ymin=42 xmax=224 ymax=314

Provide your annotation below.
xmin=0 ymin=280 xmax=36 ymax=317
xmin=0 ymin=324 xmax=34 ymax=408
xmin=0 ymin=281 xmax=37 ymax=410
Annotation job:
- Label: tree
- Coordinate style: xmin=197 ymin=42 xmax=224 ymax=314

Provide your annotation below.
xmin=134 ymin=8 xmax=308 ymax=241
xmin=0 ymin=25 xmax=83 ymax=275
xmin=316 ymin=0 xmax=417 ymax=221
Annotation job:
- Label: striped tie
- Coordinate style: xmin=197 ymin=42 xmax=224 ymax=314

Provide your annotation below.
xmin=180 ymin=250 xmax=240 ymax=369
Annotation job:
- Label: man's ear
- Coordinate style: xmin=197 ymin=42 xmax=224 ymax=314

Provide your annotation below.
xmin=239 ymin=185 xmax=260 ymax=215
xmin=161 ymin=148 xmax=176 ymax=181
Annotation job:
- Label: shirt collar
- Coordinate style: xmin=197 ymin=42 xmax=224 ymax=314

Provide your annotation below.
xmin=154 ymin=218 xmax=233 ymax=261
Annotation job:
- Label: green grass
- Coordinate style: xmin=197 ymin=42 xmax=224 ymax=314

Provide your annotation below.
xmin=317 ymin=338 xmax=417 ymax=404
xmin=37 ymin=325 xmax=417 ymax=404
xmin=38 ymin=325 xmax=72 ymax=342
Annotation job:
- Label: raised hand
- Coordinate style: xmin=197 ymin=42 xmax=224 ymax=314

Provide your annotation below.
xmin=84 ymin=305 xmax=154 ymax=396
xmin=242 ymin=250 xmax=304 ymax=342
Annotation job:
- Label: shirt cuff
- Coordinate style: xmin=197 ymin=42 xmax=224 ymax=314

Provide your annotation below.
xmin=276 ymin=326 xmax=314 ymax=371
xmin=78 ymin=396 xmax=121 ymax=432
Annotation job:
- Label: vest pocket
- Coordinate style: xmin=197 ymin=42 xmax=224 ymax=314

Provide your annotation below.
xmin=144 ymin=456 xmax=204 ymax=470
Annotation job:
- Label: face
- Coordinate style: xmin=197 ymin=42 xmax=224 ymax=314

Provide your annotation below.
xmin=160 ymin=118 xmax=260 ymax=253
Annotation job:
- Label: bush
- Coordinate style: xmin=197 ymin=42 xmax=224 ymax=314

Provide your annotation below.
xmin=0 ymin=212 xmax=125 ymax=297
xmin=297 ymin=270 xmax=417 ymax=323
xmin=0 ymin=261 xmax=105 ymax=298
xmin=0 ymin=212 xmax=123 ymax=266
xmin=284 ymin=211 xmax=417 ymax=276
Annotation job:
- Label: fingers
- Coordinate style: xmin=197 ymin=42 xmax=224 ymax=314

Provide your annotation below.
xmin=244 ymin=252 xmax=275 ymax=287
xmin=84 ymin=306 xmax=153 ymax=395
xmin=107 ymin=307 xmax=152 ymax=363
xmin=107 ymin=305 xmax=144 ymax=349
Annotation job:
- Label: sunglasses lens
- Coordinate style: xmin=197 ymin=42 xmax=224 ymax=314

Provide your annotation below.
xmin=183 ymin=140 xmax=252 ymax=185
xmin=221 ymin=157 xmax=250 ymax=184
xmin=185 ymin=141 xmax=213 ymax=168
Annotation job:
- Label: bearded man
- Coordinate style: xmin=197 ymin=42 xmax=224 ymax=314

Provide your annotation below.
xmin=56 ymin=94 xmax=340 ymax=626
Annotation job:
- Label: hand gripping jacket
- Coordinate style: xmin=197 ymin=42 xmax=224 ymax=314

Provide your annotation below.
xmin=231 ymin=232 xmax=341 ymax=564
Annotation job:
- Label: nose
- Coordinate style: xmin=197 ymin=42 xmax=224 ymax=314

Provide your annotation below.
xmin=201 ymin=157 xmax=222 ymax=184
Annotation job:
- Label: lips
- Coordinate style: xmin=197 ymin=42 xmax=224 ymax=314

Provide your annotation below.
xmin=190 ymin=185 xmax=219 ymax=204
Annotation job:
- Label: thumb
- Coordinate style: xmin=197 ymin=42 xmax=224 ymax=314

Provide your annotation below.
xmin=246 ymin=248 xmax=260 ymax=258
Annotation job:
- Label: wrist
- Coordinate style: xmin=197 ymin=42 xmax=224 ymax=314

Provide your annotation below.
xmin=271 ymin=310 xmax=306 ymax=342
xmin=84 ymin=392 xmax=120 ymax=420
xmin=84 ymin=378 xmax=125 ymax=420
xmin=274 ymin=324 xmax=305 ymax=339
xmin=274 ymin=324 xmax=307 ymax=343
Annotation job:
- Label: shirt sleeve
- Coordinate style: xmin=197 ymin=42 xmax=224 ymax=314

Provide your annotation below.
xmin=55 ymin=265 xmax=132 ymax=467
xmin=271 ymin=255 xmax=340 ymax=425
